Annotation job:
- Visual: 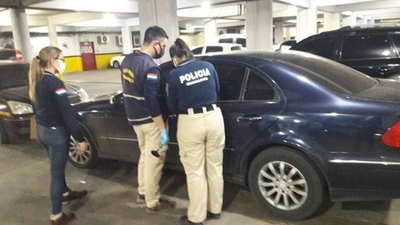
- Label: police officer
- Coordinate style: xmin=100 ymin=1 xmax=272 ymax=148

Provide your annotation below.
xmin=120 ymin=26 xmax=175 ymax=213
xmin=28 ymin=46 xmax=88 ymax=225
xmin=166 ymin=38 xmax=225 ymax=225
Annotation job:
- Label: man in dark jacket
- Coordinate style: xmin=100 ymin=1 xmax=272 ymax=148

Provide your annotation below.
xmin=121 ymin=26 xmax=175 ymax=213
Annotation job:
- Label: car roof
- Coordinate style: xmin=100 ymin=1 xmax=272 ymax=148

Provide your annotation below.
xmin=307 ymin=25 xmax=400 ymax=38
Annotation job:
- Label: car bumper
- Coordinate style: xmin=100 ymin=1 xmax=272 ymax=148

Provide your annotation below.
xmin=2 ymin=116 xmax=33 ymax=140
xmin=328 ymin=157 xmax=400 ymax=201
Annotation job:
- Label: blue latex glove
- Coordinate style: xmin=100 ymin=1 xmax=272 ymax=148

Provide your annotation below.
xmin=160 ymin=128 xmax=169 ymax=146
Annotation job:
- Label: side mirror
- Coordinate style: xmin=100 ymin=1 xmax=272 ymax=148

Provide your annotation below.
xmin=110 ymin=93 xmax=124 ymax=107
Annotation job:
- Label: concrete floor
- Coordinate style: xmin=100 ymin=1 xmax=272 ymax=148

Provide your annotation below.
xmin=1 ymin=69 xmax=400 ymax=225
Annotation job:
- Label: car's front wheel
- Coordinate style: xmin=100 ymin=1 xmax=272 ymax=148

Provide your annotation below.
xmin=248 ymin=147 xmax=327 ymax=220
xmin=113 ymin=61 xmax=120 ymax=68
xmin=69 ymin=130 xmax=99 ymax=168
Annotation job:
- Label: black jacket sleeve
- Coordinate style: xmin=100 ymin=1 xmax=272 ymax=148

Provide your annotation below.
xmin=52 ymin=79 xmax=85 ymax=142
xmin=144 ymin=67 xmax=162 ymax=118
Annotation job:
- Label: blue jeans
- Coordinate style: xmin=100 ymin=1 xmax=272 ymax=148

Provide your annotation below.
xmin=36 ymin=124 xmax=70 ymax=215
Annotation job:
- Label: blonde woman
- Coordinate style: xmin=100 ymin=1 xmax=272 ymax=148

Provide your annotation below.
xmin=29 ymin=46 xmax=88 ymax=225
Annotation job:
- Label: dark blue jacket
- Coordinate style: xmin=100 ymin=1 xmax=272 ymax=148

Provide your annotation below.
xmin=33 ymin=71 xmax=84 ymax=142
xmin=166 ymin=59 xmax=220 ymax=114
xmin=121 ymin=51 xmax=164 ymax=125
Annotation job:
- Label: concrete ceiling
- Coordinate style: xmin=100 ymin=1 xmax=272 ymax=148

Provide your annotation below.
xmin=0 ymin=0 xmax=399 ymax=33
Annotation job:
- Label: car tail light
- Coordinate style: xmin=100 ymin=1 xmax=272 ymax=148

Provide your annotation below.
xmin=382 ymin=121 xmax=400 ymax=148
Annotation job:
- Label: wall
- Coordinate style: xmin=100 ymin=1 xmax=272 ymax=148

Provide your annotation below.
xmin=3 ymin=31 xmax=125 ymax=72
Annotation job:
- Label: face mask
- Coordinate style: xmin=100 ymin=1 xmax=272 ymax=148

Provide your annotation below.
xmin=153 ymin=43 xmax=165 ymax=59
xmin=56 ymin=59 xmax=66 ymax=74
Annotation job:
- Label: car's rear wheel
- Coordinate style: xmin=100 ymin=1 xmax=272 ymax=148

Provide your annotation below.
xmin=248 ymin=147 xmax=327 ymax=220
xmin=113 ymin=61 xmax=120 ymax=68
xmin=0 ymin=123 xmax=10 ymax=144
xmin=68 ymin=129 xmax=98 ymax=168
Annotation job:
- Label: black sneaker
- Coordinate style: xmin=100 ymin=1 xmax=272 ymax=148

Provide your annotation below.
xmin=62 ymin=190 xmax=88 ymax=205
xmin=179 ymin=216 xmax=203 ymax=225
xmin=206 ymin=211 xmax=221 ymax=220
xmin=50 ymin=212 xmax=75 ymax=225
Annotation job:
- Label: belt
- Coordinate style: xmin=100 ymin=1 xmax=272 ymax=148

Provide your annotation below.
xmin=179 ymin=104 xmax=216 ymax=114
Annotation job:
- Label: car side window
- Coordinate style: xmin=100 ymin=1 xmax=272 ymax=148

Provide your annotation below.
xmin=341 ymin=34 xmax=396 ymax=60
xmin=293 ymin=37 xmax=336 ymax=59
xmin=205 ymin=46 xmax=223 ymax=53
xmin=244 ymin=71 xmax=278 ymax=101
xmin=212 ymin=62 xmax=246 ymax=101
xmin=192 ymin=47 xmax=203 ymax=55
xmin=231 ymin=46 xmax=242 ymax=51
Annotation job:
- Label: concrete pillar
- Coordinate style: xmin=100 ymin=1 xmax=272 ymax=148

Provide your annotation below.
xmin=204 ymin=19 xmax=217 ymax=44
xmin=323 ymin=12 xmax=341 ymax=32
xmin=296 ymin=0 xmax=317 ymax=42
xmin=48 ymin=22 xmax=58 ymax=47
xmin=138 ymin=0 xmax=179 ymax=63
xmin=274 ymin=21 xmax=284 ymax=44
xmin=245 ymin=0 xmax=273 ymax=50
xmin=122 ymin=26 xmax=133 ymax=54
xmin=342 ymin=14 xmax=357 ymax=27
xmin=9 ymin=8 xmax=34 ymax=63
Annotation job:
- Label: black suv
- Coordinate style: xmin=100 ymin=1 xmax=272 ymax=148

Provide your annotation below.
xmin=290 ymin=26 xmax=400 ymax=80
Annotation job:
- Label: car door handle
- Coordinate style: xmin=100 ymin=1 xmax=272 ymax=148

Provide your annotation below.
xmin=236 ymin=116 xmax=263 ymax=122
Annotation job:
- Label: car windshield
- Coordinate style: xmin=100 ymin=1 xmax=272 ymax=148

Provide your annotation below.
xmin=0 ymin=49 xmax=16 ymax=60
xmin=275 ymin=53 xmax=379 ymax=94
xmin=0 ymin=63 xmax=29 ymax=90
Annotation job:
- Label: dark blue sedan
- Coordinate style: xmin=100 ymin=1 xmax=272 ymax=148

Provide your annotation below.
xmin=69 ymin=51 xmax=400 ymax=220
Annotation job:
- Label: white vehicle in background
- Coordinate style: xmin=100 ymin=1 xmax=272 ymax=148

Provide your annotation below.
xmin=215 ymin=33 xmax=247 ymax=47
xmin=110 ymin=48 xmax=140 ymax=68
xmin=190 ymin=43 xmax=243 ymax=57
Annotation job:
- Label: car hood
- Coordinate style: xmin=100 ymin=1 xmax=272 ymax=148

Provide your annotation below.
xmin=354 ymin=79 xmax=400 ymax=103
xmin=0 ymin=84 xmax=85 ymax=105
xmin=0 ymin=86 xmax=30 ymax=103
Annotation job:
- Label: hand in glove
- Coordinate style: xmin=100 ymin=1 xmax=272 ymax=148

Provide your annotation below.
xmin=160 ymin=128 xmax=169 ymax=146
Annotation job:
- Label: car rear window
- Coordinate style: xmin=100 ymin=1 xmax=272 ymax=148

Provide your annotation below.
xmin=237 ymin=38 xmax=246 ymax=47
xmin=276 ymin=54 xmax=378 ymax=94
xmin=0 ymin=63 xmax=30 ymax=90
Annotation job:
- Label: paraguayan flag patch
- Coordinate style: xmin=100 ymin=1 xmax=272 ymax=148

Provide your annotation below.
xmin=55 ymin=88 xmax=67 ymax=96
xmin=147 ymin=73 xmax=158 ymax=80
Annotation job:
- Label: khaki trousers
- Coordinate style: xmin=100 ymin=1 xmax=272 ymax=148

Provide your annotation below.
xmin=133 ymin=122 xmax=166 ymax=208
xmin=178 ymin=107 xmax=225 ymax=223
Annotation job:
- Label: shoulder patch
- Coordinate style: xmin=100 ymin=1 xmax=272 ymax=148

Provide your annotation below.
xmin=55 ymin=88 xmax=67 ymax=96
xmin=147 ymin=73 xmax=158 ymax=80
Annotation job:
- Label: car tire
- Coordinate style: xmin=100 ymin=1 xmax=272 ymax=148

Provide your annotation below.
xmin=0 ymin=123 xmax=10 ymax=144
xmin=68 ymin=128 xmax=99 ymax=168
xmin=113 ymin=61 xmax=120 ymax=69
xmin=248 ymin=147 xmax=327 ymax=220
